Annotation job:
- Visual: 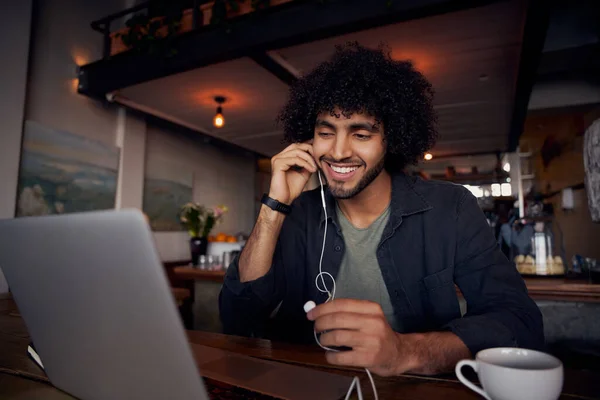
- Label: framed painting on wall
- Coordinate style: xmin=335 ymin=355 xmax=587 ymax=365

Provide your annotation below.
xmin=16 ymin=120 xmax=120 ymax=217
xmin=143 ymin=160 xmax=193 ymax=231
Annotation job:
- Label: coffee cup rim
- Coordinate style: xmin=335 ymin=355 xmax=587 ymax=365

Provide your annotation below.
xmin=476 ymin=347 xmax=563 ymax=371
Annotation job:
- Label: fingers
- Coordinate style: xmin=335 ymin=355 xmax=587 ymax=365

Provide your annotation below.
xmin=286 ymin=149 xmax=318 ymax=170
xmin=279 ymin=143 xmax=315 ymax=158
xmin=318 ymin=329 xmax=368 ymax=349
xmin=308 ymin=299 xmax=384 ymax=321
xmin=273 ymin=156 xmax=316 ymax=173
xmin=314 ymin=312 xmax=382 ymax=333
xmin=272 ymin=147 xmax=317 ymax=172
xmin=272 ymin=143 xmax=317 ymax=174
xmin=325 ymin=349 xmax=368 ymax=369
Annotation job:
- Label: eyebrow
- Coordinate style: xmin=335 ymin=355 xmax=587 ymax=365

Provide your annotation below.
xmin=315 ymin=120 xmax=336 ymax=130
xmin=315 ymin=120 xmax=379 ymax=133
xmin=348 ymin=122 xmax=379 ymax=133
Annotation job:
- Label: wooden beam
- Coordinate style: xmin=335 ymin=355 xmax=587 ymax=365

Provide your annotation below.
xmin=249 ymin=52 xmax=298 ymax=86
xmin=507 ymin=0 xmax=554 ymax=152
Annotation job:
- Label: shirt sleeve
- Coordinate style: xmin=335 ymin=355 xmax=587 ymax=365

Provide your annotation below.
xmin=218 ymin=245 xmax=281 ymax=337
xmin=444 ymin=190 xmax=545 ymax=355
xmin=218 ymin=202 xmax=307 ymax=338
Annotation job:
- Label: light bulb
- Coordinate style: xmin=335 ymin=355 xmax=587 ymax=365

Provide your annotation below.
xmin=424 ymin=153 xmax=433 ymax=161
xmin=213 ymin=98 xmax=226 ymax=128
xmin=213 ymin=113 xmax=224 ymax=128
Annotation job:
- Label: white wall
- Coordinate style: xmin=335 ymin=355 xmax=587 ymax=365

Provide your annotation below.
xmin=0 ymin=0 xmax=33 ymax=293
xmin=115 ymin=108 xmax=147 ymax=210
xmin=146 ymin=125 xmax=256 ymax=261
xmin=23 ymin=0 xmax=152 ymax=219
xmin=25 ymin=0 xmax=125 ymax=146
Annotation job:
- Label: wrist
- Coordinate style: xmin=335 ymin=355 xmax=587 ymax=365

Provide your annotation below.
xmin=262 ymin=193 xmax=293 ymax=216
xmin=258 ymin=204 xmax=286 ymax=229
xmin=267 ymin=192 xmax=291 ymax=206
xmin=394 ymin=333 xmax=425 ymax=374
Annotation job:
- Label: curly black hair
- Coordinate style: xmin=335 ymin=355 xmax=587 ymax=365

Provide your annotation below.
xmin=277 ymin=42 xmax=437 ymax=172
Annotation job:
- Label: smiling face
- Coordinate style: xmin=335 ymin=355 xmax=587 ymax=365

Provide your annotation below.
xmin=312 ymin=109 xmax=387 ymax=199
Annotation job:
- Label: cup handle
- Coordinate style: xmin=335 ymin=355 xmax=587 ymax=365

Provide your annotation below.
xmin=455 ymin=360 xmax=491 ymax=400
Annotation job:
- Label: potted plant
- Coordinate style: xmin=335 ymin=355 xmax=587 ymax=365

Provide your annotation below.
xmin=180 ymin=202 xmax=228 ymax=265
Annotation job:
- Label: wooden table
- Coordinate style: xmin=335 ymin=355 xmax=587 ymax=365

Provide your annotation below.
xmin=173 ymin=266 xmax=227 ymax=283
xmin=1 ymin=297 xmax=599 ymax=400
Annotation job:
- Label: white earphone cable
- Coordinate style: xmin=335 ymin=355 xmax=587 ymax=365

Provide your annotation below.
xmin=316 ymin=171 xmax=333 ymax=300
xmin=314 ymin=171 xmax=378 ymax=400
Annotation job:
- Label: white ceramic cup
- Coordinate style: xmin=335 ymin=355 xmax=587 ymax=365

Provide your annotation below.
xmin=455 ymin=347 xmax=563 ymax=400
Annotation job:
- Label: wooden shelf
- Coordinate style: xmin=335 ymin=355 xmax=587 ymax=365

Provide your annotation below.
xmin=521 ymin=276 xmax=600 ymax=303
xmin=173 ymin=266 xmax=600 ymax=302
xmin=456 ymin=276 xmax=600 ymax=303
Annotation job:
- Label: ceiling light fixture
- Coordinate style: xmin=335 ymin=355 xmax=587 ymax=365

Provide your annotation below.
xmin=213 ymin=96 xmax=226 ymax=128
xmin=424 ymin=153 xmax=433 ymax=161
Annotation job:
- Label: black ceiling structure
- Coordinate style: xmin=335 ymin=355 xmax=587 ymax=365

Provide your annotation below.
xmin=78 ymin=0 xmax=506 ymax=98
xmin=78 ymin=0 xmax=556 ymax=158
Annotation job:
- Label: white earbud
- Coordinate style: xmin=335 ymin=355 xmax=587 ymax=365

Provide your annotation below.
xmin=318 ymin=171 xmax=327 ymax=210
xmin=303 ymin=300 xmax=316 ymax=313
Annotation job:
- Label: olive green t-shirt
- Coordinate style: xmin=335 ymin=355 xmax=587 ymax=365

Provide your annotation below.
xmin=334 ymin=203 xmax=401 ymax=332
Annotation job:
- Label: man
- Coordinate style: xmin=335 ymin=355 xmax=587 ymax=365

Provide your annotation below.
xmin=219 ymin=42 xmax=544 ymax=376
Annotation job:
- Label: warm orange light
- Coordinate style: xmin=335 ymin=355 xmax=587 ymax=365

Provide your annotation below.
xmin=70 ymin=78 xmax=79 ymax=93
xmin=390 ymin=49 xmax=434 ymax=76
xmin=424 ymin=153 xmax=433 ymax=161
xmin=213 ymin=113 xmax=224 ymax=128
xmin=213 ymin=97 xmax=226 ymax=128
xmin=72 ymin=48 xmax=91 ymax=67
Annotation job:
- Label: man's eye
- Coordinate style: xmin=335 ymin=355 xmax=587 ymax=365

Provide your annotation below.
xmin=355 ymin=134 xmax=371 ymax=140
xmin=318 ymin=132 xmax=333 ymax=138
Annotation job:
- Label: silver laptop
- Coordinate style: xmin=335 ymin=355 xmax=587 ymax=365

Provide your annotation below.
xmin=0 ymin=209 xmax=351 ymax=400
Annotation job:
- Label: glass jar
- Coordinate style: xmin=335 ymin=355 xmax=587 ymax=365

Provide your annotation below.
xmin=211 ymin=255 xmax=222 ymax=271
xmin=197 ymin=255 xmax=207 ymax=270
xmin=511 ymin=218 xmax=565 ymax=275
xmin=530 ymin=221 xmax=565 ymax=275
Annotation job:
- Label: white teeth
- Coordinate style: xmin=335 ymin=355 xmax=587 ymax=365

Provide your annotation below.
xmin=331 ymin=165 xmax=358 ymax=174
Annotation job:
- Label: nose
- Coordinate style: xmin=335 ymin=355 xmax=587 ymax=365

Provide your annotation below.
xmin=330 ymin=134 xmax=352 ymax=161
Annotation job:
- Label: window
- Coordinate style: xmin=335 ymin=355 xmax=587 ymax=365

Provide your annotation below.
xmin=501 ymin=183 xmax=512 ymax=197
xmin=491 ymin=184 xmax=501 ymax=197
xmin=464 ymin=185 xmax=484 ymax=198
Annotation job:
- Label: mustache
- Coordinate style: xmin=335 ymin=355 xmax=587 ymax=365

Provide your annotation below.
xmin=319 ymin=156 xmax=365 ymax=166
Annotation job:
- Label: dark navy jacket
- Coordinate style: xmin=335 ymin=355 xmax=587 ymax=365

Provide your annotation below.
xmin=219 ymin=173 xmax=544 ymax=355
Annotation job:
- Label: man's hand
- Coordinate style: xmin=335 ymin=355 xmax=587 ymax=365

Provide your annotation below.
xmin=307 ymin=299 xmax=416 ymax=376
xmin=307 ymin=298 xmax=471 ymax=376
xmin=269 ymin=143 xmax=317 ymax=205
xmin=238 ymin=142 xmax=316 ymax=283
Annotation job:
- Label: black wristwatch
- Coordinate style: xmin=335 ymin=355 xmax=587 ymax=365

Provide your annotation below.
xmin=261 ymin=194 xmax=292 ymax=215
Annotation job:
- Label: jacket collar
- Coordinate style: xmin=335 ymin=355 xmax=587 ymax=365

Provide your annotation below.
xmin=319 ymin=172 xmax=433 ymax=225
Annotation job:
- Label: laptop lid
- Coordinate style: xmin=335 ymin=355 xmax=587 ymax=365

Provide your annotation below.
xmin=0 ymin=209 xmax=208 ymax=400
